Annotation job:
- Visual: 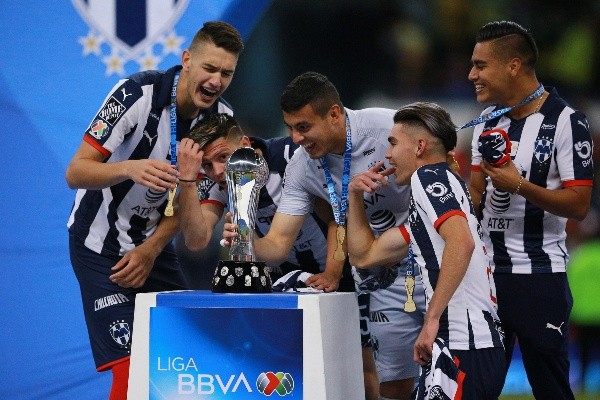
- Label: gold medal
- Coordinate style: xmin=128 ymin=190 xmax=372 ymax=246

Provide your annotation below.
xmin=404 ymin=275 xmax=417 ymax=312
xmin=164 ymin=184 xmax=177 ymax=217
xmin=333 ymin=225 xmax=346 ymax=261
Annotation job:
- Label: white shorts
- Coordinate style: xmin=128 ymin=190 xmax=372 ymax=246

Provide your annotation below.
xmin=354 ymin=262 xmax=426 ymax=382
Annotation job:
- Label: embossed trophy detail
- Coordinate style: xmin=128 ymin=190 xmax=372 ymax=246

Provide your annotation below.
xmin=212 ymin=147 xmax=272 ymax=293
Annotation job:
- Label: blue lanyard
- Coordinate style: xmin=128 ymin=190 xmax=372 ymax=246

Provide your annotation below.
xmin=169 ymin=71 xmax=180 ymax=167
xmin=456 ymin=84 xmax=544 ymax=131
xmin=320 ymin=114 xmax=352 ymax=226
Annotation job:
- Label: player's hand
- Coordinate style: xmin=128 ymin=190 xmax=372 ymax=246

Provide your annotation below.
xmin=109 ymin=245 xmax=157 ymax=288
xmin=304 ymin=270 xmax=341 ymax=292
xmin=177 ymin=138 xmax=204 ymax=181
xmin=349 ymin=161 xmax=396 ymax=194
xmin=221 ymin=212 xmax=237 ymax=247
xmin=413 ymin=317 xmax=439 ymax=366
xmin=480 ymin=159 xmax=522 ymax=193
xmin=126 ymin=159 xmax=179 ymax=191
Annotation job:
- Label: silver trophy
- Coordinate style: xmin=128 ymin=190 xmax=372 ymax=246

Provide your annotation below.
xmin=212 ymin=147 xmax=273 ymax=293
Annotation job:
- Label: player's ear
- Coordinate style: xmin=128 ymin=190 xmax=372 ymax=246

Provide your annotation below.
xmin=239 ymin=135 xmax=251 ymax=147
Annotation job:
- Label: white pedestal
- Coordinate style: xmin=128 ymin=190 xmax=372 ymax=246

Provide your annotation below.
xmin=128 ymin=290 xmax=364 ymax=400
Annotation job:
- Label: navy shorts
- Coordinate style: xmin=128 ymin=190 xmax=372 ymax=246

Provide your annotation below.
xmin=494 ymin=273 xmax=574 ymax=399
xmin=69 ymin=233 xmax=188 ymax=371
xmin=451 ymin=347 xmax=506 ymax=400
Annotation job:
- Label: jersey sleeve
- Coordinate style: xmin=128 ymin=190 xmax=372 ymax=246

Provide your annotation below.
xmin=197 ymin=174 xmax=227 ymax=208
xmin=413 ymin=166 xmax=466 ymax=231
xmin=82 ymin=78 xmax=145 ymax=157
xmin=555 ymin=110 xmax=594 ymax=187
xmin=276 ymin=150 xmax=316 ymax=216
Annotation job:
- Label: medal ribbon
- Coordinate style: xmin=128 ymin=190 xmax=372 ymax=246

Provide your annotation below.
xmin=456 ymin=84 xmax=544 ymax=131
xmin=164 ymin=71 xmax=180 ymax=217
xmin=320 ymin=114 xmax=352 ymax=227
xmin=169 ymin=71 xmax=180 ymax=166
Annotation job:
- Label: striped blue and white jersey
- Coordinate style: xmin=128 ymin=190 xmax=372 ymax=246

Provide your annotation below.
xmin=67 ymin=66 xmax=233 ymax=257
xmin=471 ymin=87 xmax=594 ymax=274
xmin=401 ymin=162 xmax=503 ymax=350
xmin=197 ymin=136 xmax=329 ymax=271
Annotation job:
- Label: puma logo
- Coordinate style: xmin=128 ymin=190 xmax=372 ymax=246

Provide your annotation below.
xmin=121 ymin=88 xmax=132 ymax=101
xmin=546 ymin=322 xmax=564 ymax=335
xmin=143 ymin=130 xmax=157 ymax=146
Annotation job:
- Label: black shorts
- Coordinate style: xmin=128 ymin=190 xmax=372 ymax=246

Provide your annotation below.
xmin=450 ymin=347 xmax=506 ymax=400
xmin=69 ymin=233 xmax=188 ymax=371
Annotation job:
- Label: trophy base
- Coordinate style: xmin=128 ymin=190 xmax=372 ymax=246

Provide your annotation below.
xmin=211 ymin=261 xmax=273 ymax=293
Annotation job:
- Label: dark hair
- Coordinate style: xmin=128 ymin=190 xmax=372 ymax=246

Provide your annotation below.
xmin=188 ymin=113 xmax=244 ymax=149
xmin=393 ymin=102 xmax=457 ymax=152
xmin=189 ymin=21 xmax=244 ymax=55
xmin=280 ymin=72 xmax=344 ymax=117
xmin=476 ymin=20 xmax=538 ymax=69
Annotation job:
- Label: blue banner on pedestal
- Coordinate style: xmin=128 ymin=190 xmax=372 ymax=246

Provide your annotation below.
xmin=149 ymin=307 xmax=303 ymax=399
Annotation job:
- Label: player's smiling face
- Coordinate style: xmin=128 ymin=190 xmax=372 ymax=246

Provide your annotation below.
xmin=282 ymin=104 xmax=345 ymax=159
xmin=385 ymin=123 xmax=416 ymax=186
xmin=182 ymin=41 xmax=238 ymax=111
xmin=468 ymin=41 xmax=513 ymax=106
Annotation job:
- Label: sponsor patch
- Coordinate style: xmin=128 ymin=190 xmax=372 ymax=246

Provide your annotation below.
xmin=98 ymin=96 xmax=126 ymax=125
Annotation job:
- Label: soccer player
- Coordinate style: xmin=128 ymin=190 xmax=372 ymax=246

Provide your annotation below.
xmin=467 ymin=20 xmax=594 ymax=399
xmin=66 ymin=22 xmax=244 ymax=399
xmin=223 ymin=72 xmax=426 ymax=400
xmin=347 ymin=102 xmax=505 ymax=399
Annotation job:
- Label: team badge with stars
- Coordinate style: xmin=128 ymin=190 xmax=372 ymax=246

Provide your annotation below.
xmin=72 ymin=0 xmax=189 ymax=76
xmin=109 ymin=320 xmax=131 ymax=348
xmin=534 ymin=138 xmax=553 ymax=164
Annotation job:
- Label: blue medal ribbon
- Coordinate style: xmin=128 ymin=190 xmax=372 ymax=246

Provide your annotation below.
xmin=456 ymin=84 xmax=544 ymax=131
xmin=320 ymin=114 xmax=352 ymax=227
xmin=169 ymin=71 xmax=180 ymax=166
xmin=163 ymin=71 xmax=180 ymax=217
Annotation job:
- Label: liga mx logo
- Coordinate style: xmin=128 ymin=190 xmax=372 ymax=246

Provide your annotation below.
xmin=256 ymin=372 xmax=294 ymax=396
xmin=72 ymin=0 xmax=190 ymax=76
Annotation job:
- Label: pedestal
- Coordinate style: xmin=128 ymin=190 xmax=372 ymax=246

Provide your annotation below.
xmin=127 ymin=290 xmax=364 ymax=400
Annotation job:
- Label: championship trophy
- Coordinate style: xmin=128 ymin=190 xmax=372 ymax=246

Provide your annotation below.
xmin=212 ymin=147 xmax=273 ymax=293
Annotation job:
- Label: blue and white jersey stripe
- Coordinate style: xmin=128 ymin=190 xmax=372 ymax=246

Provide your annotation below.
xmin=67 ymin=66 xmax=233 ymax=257
xmin=406 ymin=162 xmax=502 ymax=350
xmin=471 ymin=87 xmax=594 ymax=274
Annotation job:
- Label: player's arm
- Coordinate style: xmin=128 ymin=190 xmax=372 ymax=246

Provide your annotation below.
xmin=480 ymin=160 xmax=591 ymax=220
xmin=109 ymin=212 xmax=180 ymax=288
xmin=414 ymin=214 xmax=473 ymax=364
xmin=223 ymin=211 xmax=306 ymax=265
xmin=347 ymin=162 xmax=408 ymax=268
xmin=178 ymin=184 xmax=224 ymax=251
xmin=303 ymin=198 xmax=344 ymax=292
xmin=66 ymin=140 xmax=178 ymax=191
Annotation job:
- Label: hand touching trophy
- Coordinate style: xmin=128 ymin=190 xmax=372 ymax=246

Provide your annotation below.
xmin=212 ymin=147 xmax=273 ymax=293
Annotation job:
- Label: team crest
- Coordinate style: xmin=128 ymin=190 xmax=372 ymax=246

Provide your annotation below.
xmin=534 ymin=138 xmax=553 ymax=164
xmin=72 ymin=0 xmax=190 ymax=76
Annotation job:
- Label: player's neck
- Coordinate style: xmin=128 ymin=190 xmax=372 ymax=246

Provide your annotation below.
xmin=507 ymin=80 xmax=543 ymax=120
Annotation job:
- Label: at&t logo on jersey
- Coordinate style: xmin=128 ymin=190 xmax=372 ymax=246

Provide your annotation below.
xmin=256 ymin=371 xmax=295 ymax=396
